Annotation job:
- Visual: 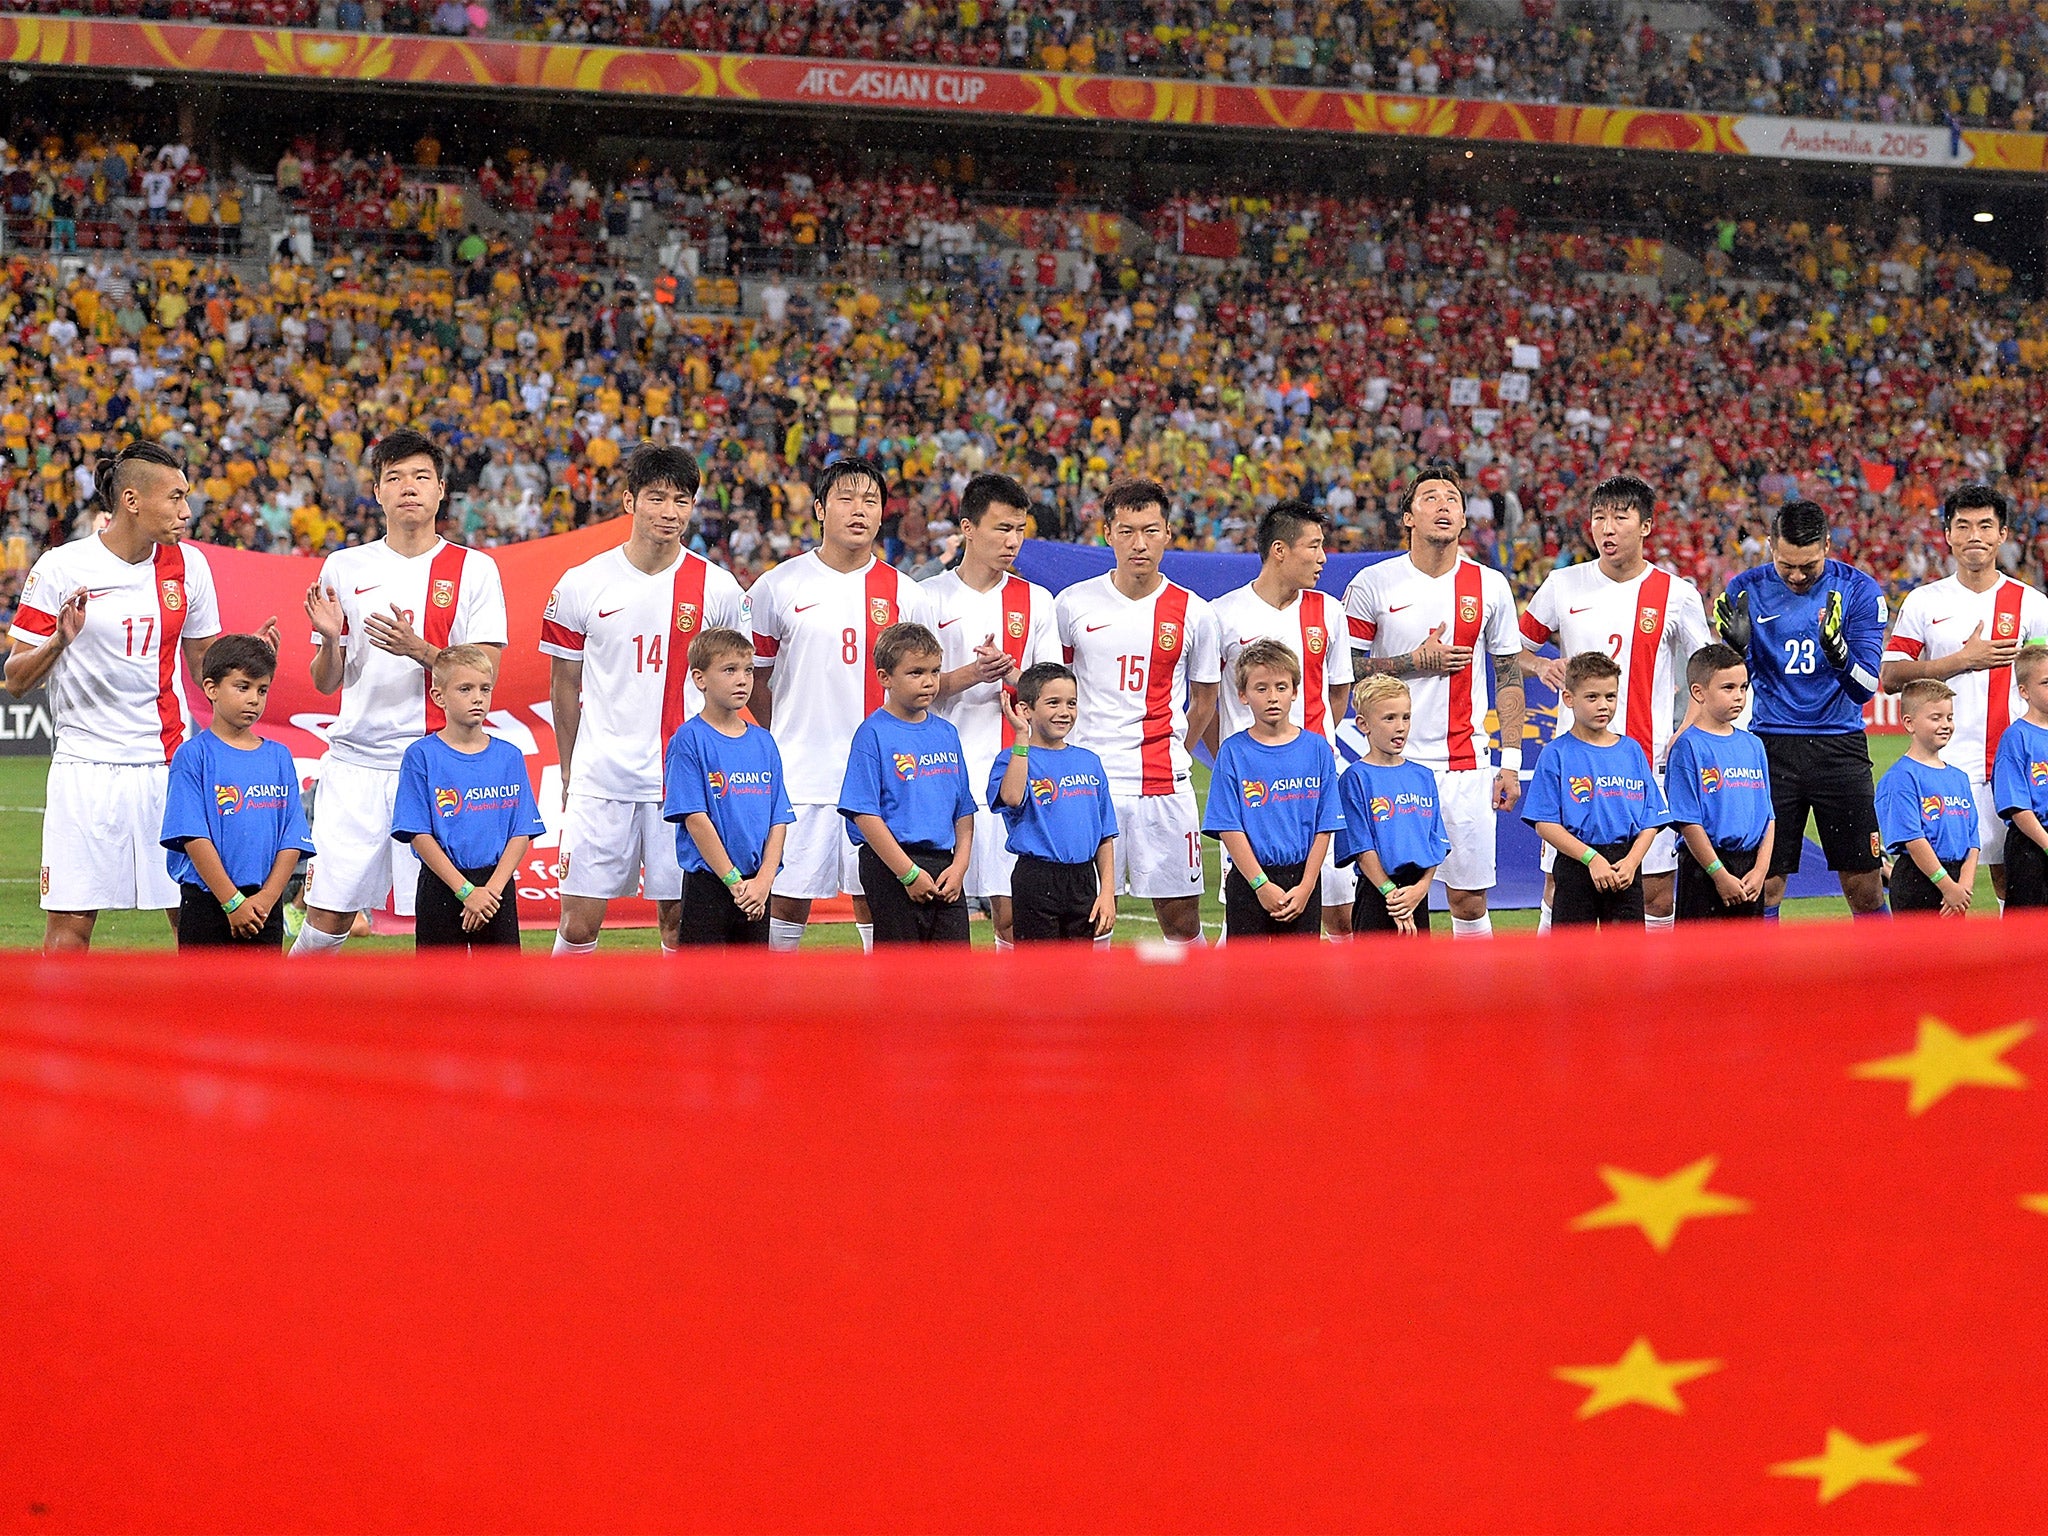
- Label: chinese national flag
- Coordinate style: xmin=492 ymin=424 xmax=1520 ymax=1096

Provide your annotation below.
xmin=3 ymin=921 xmax=2045 ymax=1532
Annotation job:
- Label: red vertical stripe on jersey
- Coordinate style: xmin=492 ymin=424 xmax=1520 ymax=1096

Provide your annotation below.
xmin=1986 ymin=580 xmax=2026 ymax=779
xmin=1141 ymin=586 xmax=1190 ymax=796
xmin=1624 ymin=569 xmax=1672 ymax=762
xmin=421 ymin=543 xmax=467 ymax=732
xmin=1446 ymin=563 xmax=1484 ymax=772
xmin=864 ymin=562 xmax=899 ymax=718
xmin=1299 ymin=595 xmax=1328 ymax=739
xmin=998 ymin=576 xmax=1031 ymax=749
xmin=661 ymin=554 xmax=710 ymax=753
xmin=151 ymin=543 xmax=188 ymax=764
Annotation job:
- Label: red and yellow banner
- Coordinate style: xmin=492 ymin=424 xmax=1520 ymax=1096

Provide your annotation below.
xmin=2 ymin=922 xmax=2045 ymax=1529
xmin=6 ymin=16 xmax=2045 ymax=171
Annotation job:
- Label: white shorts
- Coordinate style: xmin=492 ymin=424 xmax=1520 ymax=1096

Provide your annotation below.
xmin=965 ymin=803 xmax=1017 ymax=901
xmin=1975 ymin=778 xmax=2008 ymax=864
xmin=1435 ymin=766 xmax=1497 ymax=892
xmin=41 ymin=759 xmax=179 ymax=912
xmin=775 ymin=801 xmax=860 ymax=900
xmin=1219 ymin=840 xmax=1358 ymax=908
xmin=557 ymin=794 xmax=683 ymax=901
xmin=1111 ymin=784 xmax=1205 ymax=900
xmin=305 ymin=757 xmax=418 ymax=918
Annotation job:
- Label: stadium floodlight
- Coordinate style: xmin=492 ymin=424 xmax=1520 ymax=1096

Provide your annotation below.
xmin=1974 ymin=211 xmax=1995 ymax=223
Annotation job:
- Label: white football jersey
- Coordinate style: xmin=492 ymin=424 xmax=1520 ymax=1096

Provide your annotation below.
xmin=922 ymin=567 xmax=1060 ymax=807
xmin=10 ymin=533 xmax=222 ymax=764
xmin=540 ymin=546 xmax=750 ymax=802
xmin=1211 ymin=583 xmax=1355 ymax=744
xmin=1342 ymin=554 xmax=1520 ymax=772
xmin=312 ymin=538 xmax=508 ymax=771
xmin=1885 ymin=574 xmax=2048 ymax=781
xmin=751 ymin=551 xmax=935 ymax=803
xmin=1056 ymin=572 xmax=1222 ymax=796
xmin=1519 ymin=560 xmax=1712 ymax=768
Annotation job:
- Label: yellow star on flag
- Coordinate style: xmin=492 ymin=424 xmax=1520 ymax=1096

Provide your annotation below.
xmin=2021 ymin=1193 xmax=2048 ymax=1217
xmin=1568 ymin=1154 xmax=1752 ymax=1253
xmin=1553 ymin=1337 xmax=1722 ymax=1419
xmin=1850 ymin=1017 xmax=2031 ymax=1115
xmin=1770 ymin=1427 xmax=1927 ymax=1504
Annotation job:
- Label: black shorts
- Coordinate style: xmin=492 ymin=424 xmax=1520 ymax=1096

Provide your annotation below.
xmin=1674 ymin=843 xmax=1763 ymax=920
xmin=1758 ymin=732 xmax=1881 ymax=878
xmin=1223 ymin=860 xmax=1321 ymax=939
xmin=674 ymin=867 xmax=769 ymax=946
xmin=414 ymin=865 xmax=521 ymax=949
xmin=1011 ymin=854 xmax=1101 ymax=942
xmin=177 ymin=882 xmax=285 ymax=950
xmin=1550 ymin=840 xmax=1644 ymax=928
xmin=858 ymin=844 xmax=969 ymax=945
xmin=1349 ymin=862 xmax=1433 ymax=936
xmin=1890 ymin=856 xmax=1966 ymax=914
xmin=2006 ymin=831 xmax=2048 ymax=909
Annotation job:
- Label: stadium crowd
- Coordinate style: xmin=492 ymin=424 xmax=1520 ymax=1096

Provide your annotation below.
xmin=6 ymin=135 xmax=2048 ymax=632
xmin=11 ymin=0 xmax=2048 ymax=130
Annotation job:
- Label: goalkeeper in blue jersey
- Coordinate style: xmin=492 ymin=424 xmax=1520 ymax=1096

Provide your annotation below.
xmin=1713 ymin=499 xmax=1889 ymax=918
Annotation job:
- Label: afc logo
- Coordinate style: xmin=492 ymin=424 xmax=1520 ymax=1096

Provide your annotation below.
xmin=1369 ymin=795 xmax=1392 ymax=820
xmin=706 ymin=771 xmax=727 ymax=797
xmin=1459 ymin=594 xmax=1480 ymax=626
xmin=161 ymin=579 xmax=184 ymax=612
xmin=1567 ymin=775 xmax=1593 ymax=804
xmin=675 ymin=601 xmax=699 ymax=633
xmin=1304 ymin=625 xmax=1326 ymax=656
xmin=431 ymin=578 xmax=456 ymax=609
xmin=1030 ymin=776 xmax=1057 ymax=805
xmin=1698 ymin=767 xmax=1722 ymax=792
xmin=1920 ymin=795 xmax=1944 ymax=821
xmin=2031 ymin=761 xmax=2048 ymax=786
xmin=870 ymin=597 xmax=893 ymax=628
xmin=435 ymin=787 xmax=463 ymax=817
xmin=1638 ymin=607 xmax=1659 ymax=634
xmin=1007 ymin=611 xmax=1027 ymax=640
xmin=892 ymin=752 xmax=918 ymax=781
xmin=1241 ymin=779 xmax=1267 ymax=807
xmin=1157 ymin=620 xmax=1180 ymax=653
xmin=215 ymin=785 xmax=242 ymax=812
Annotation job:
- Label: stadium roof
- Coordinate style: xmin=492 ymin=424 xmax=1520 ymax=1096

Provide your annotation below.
xmin=5 ymin=16 xmax=2046 ymax=175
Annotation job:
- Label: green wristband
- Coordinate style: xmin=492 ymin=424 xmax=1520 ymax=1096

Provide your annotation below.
xmin=1704 ymin=858 xmax=1724 ymax=876
xmin=1011 ymin=743 xmax=1031 ymax=757
xmin=456 ymin=881 xmax=476 ymax=900
xmin=1931 ymin=867 xmax=1950 ymax=883
xmin=220 ymin=892 xmax=245 ymax=914
xmin=1248 ymin=873 xmax=1270 ymax=891
xmin=721 ymin=867 xmax=743 ymax=888
xmin=1376 ymin=880 xmax=1397 ymax=897
xmin=1578 ymin=848 xmax=1597 ymax=866
xmin=898 ymin=864 xmax=922 ymax=887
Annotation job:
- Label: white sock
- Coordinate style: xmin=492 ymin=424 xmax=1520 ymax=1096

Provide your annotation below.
xmin=659 ymin=942 xmax=680 ymax=955
xmin=551 ymin=933 xmax=599 ymax=957
xmin=1644 ymin=913 xmax=1675 ymax=933
xmin=768 ymin=917 xmax=804 ymax=952
xmin=1450 ymin=914 xmax=1493 ymax=938
xmin=1162 ymin=931 xmax=1206 ymax=950
xmin=993 ymin=937 xmax=1014 ymax=952
xmin=287 ymin=921 xmax=348 ymax=958
xmin=1998 ymin=899 xmax=2007 ymax=916
xmin=1093 ymin=934 xmax=1113 ymax=949
xmin=1537 ymin=900 xmax=1553 ymax=935
xmin=855 ymin=921 xmax=874 ymax=953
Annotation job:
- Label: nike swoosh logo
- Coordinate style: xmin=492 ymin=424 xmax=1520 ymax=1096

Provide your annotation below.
xmin=793 ymin=602 xmax=820 ymax=613
xmin=1387 ymin=603 xmax=1412 ymax=613
xmin=937 ymin=618 xmax=961 ymax=629
xmin=1930 ymin=615 xmax=1954 ymax=624
xmin=1085 ymin=623 xmax=1114 ymax=633
xmin=1754 ymin=613 xmax=1777 ymax=623
xmin=354 ymin=585 xmax=378 ymax=595
xmin=597 ymin=607 xmax=624 ymax=619
xmin=82 ymin=587 xmax=120 ymax=599
xmin=1568 ymin=605 xmax=1595 ymax=615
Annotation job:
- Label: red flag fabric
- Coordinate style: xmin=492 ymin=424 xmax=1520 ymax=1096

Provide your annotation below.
xmin=1860 ymin=458 xmax=1898 ymax=494
xmin=1180 ymin=217 xmax=1242 ymax=259
xmin=3 ymin=920 xmax=2044 ymax=1532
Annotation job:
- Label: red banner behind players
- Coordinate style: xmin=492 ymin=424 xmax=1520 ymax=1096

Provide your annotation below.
xmin=2 ymin=922 xmax=2045 ymax=1530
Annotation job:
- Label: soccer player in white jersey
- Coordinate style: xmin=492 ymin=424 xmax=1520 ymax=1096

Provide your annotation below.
xmin=923 ymin=472 xmax=1059 ymax=949
xmin=1517 ymin=474 xmax=1711 ymax=932
xmin=751 ymin=456 xmax=935 ymax=951
xmin=1343 ymin=461 xmax=1525 ymax=937
xmin=5 ymin=442 xmax=274 ymax=952
xmin=1209 ymin=500 xmax=1358 ymax=934
xmin=291 ymin=429 xmax=508 ymax=955
xmin=541 ymin=444 xmax=749 ymax=954
xmin=1056 ymin=478 xmax=1221 ymax=947
xmin=1881 ymin=482 xmax=2048 ymax=904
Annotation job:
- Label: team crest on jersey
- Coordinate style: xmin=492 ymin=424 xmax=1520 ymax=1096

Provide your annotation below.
xmin=1459 ymin=594 xmax=1480 ymax=625
xmin=1638 ymin=607 xmax=1659 ymax=634
xmin=435 ymin=787 xmax=462 ymax=817
xmin=161 ymin=579 xmax=183 ymax=612
xmin=1870 ymin=832 xmax=1883 ymax=859
xmin=1007 ymin=611 xmax=1027 ymax=640
xmin=706 ymin=771 xmax=727 ymax=798
xmin=892 ymin=752 xmax=918 ymax=781
xmin=870 ymin=597 xmax=893 ymax=628
xmin=556 ymin=851 xmax=571 ymax=879
xmin=1698 ymin=767 xmax=1721 ymax=793
xmin=1030 ymin=776 xmax=1057 ymax=805
xmin=216 ymin=785 xmax=242 ymax=813
xmin=1304 ymin=626 xmax=1326 ymax=656
xmin=1921 ymin=794 xmax=1944 ymax=822
xmin=1567 ymin=775 xmax=1593 ymax=804
xmin=39 ymin=865 xmax=48 ymax=896
xmin=1369 ymin=795 xmax=1392 ymax=821
xmin=431 ymin=578 xmax=456 ymax=609
xmin=1998 ymin=613 xmax=2019 ymax=639
xmin=1157 ymin=620 xmax=1180 ymax=653
xmin=674 ymin=601 xmax=699 ymax=633
xmin=2032 ymin=761 xmax=2048 ymax=786
xmin=1241 ymin=779 xmax=1267 ymax=807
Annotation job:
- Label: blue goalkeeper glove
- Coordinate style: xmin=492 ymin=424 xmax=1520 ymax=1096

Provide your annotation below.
xmin=1817 ymin=589 xmax=1850 ymax=671
xmin=1712 ymin=589 xmax=1752 ymax=657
